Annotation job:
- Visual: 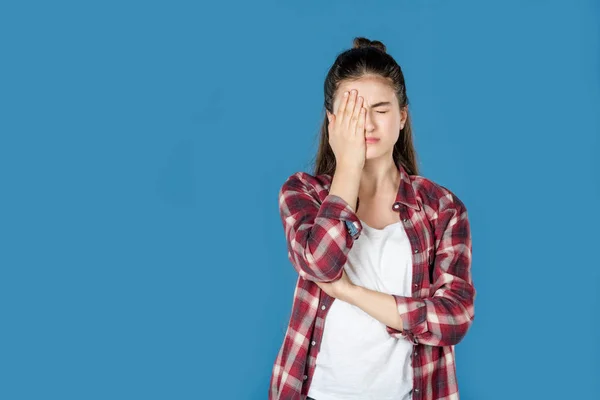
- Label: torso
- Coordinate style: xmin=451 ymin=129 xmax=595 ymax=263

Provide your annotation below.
xmin=308 ymin=189 xmax=415 ymax=400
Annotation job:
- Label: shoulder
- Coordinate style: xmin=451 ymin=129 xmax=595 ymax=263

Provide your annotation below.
xmin=278 ymin=171 xmax=334 ymax=215
xmin=410 ymin=174 xmax=468 ymax=214
xmin=279 ymin=171 xmax=332 ymax=194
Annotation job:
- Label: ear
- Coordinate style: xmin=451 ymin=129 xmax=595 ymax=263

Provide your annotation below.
xmin=401 ymin=106 xmax=408 ymax=124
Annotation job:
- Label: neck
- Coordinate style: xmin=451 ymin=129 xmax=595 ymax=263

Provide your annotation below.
xmin=359 ymin=155 xmax=400 ymax=198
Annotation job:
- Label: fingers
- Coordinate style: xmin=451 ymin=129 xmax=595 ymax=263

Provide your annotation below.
xmin=331 ymin=89 xmax=364 ymax=136
xmin=348 ymin=94 xmax=363 ymax=134
xmin=344 ymin=90 xmax=358 ymax=128
xmin=354 ymin=95 xmax=364 ymax=121
xmin=335 ymin=90 xmax=350 ymax=123
xmin=355 ymin=105 xmax=366 ymax=137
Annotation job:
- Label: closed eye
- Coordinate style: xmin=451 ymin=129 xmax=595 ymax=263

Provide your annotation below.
xmin=376 ymin=111 xmax=388 ymax=114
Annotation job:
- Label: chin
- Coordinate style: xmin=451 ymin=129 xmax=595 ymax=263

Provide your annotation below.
xmin=365 ymin=146 xmax=390 ymax=160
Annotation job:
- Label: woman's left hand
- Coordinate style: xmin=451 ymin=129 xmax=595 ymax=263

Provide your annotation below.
xmin=314 ymin=269 xmax=356 ymax=303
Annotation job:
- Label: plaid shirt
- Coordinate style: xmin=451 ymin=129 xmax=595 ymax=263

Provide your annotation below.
xmin=269 ymin=163 xmax=475 ymax=400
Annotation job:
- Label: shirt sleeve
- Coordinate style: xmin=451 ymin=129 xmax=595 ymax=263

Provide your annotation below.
xmin=386 ymin=196 xmax=475 ymax=347
xmin=279 ymin=172 xmax=363 ymax=282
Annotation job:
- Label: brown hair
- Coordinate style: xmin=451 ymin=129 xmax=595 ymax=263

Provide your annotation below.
xmin=313 ymin=37 xmax=419 ymax=176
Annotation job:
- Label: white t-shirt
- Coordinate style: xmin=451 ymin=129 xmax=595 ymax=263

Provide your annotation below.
xmin=307 ymin=219 xmax=414 ymax=400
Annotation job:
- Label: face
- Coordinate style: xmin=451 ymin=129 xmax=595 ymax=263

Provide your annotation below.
xmin=331 ymin=75 xmax=407 ymax=161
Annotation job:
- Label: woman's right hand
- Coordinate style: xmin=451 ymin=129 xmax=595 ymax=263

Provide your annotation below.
xmin=326 ymin=89 xmax=367 ymax=171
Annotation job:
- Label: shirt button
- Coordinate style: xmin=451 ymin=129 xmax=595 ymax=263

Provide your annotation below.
xmin=414 ymin=249 xmax=419 ymax=253
xmin=414 ymin=388 xmax=420 ymax=393
xmin=403 ymin=218 xmax=408 ymax=222
xmin=392 ymin=203 xmax=400 ymax=210
xmin=311 ymin=341 xmax=316 ymax=346
xmin=321 ymin=305 xmax=326 ymax=310
xmin=303 ymin=375 xmax=308 ymax=380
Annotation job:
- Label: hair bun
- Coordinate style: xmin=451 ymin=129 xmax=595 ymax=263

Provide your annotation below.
xmin=352 ymin=37 xmax=386 ymax=53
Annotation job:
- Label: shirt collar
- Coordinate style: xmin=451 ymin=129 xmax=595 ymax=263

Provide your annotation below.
xmin=324 ymin=163 xmax=420 ymax=211
xmin=396 ymin=163 xmax=421 ymax=211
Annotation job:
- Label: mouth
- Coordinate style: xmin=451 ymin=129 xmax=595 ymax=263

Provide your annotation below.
xmin=365 ymin=137 xmax=380 ymax=143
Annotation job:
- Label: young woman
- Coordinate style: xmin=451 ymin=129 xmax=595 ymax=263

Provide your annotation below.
xmin=269 ymin=37 xmax=476 ymax=400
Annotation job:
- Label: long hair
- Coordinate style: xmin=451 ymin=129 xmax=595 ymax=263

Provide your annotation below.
xmin=313 ymin=37 xmax=419 ymax=177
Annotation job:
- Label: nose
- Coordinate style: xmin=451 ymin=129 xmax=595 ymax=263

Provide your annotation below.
xmin=365 ymin=111 xmax=375 ymax=131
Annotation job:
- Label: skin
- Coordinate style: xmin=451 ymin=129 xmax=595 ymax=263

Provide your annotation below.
xmin=328 ymin=74 xmax=407 ymax=167
xmin=317 ymin=74 xmax=410 ymax=332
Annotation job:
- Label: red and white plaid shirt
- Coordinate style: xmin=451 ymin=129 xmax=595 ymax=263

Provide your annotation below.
xmin=269 ymin=163 xmax=476 ymax=400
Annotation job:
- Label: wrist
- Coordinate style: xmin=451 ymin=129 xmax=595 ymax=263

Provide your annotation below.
xmin=335 ymin=163 xmax=363 ymax=176
xmin=330 ymin=166 xmax=362 ymax=212
xmin=342 ymin=283 xmax=362 ymax=305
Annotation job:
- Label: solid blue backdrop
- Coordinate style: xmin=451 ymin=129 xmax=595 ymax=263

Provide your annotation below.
xmin=1 ymin=1 xmax=598 ymax=399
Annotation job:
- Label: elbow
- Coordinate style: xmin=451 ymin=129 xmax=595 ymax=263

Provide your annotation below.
xmin=445 ymin=318 xmax=473 ymax=346
xmin=285 ymin=220 xmax=357 ymax=282
xmin=290 ymin=243 xmax=345 ymax=282
xmin=436 ymin=292 xmax=475 ymax=346
xmin=439 ymin=313 xmax=475 ymax=346
xmin=299 ymin=250 xmax=345 ymax=282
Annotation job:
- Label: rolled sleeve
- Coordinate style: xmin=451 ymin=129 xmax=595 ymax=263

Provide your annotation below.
xmin=385 ymin=194 xmax=475 ymax=347
xmin=279 ymin=174 xmax=363 ymax=282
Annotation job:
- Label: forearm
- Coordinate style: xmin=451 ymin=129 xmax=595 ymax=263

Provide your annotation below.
xmin=385 ymin=292 xmax=474 ymax=346
xmin=328 ymin=165 xmax=362 ymax=212
xmin=345 ymin=284 xmax=473 ymax=346
xmin=379 ymin=197 xmax=475 ymax=346
xmin=344 ymin=285 xmax=404 ymax=332
xmin=280 ymin=172 xmax=365 ymax=282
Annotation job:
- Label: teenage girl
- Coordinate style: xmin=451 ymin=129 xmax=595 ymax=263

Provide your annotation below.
xmin=269 ymin=37 xmax=476 ymax=400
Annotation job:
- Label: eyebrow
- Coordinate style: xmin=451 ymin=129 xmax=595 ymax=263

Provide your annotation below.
xmin=367 ymin=101 xmax=392 ymax=108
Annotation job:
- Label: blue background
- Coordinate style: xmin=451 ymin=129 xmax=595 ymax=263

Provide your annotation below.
xmin=2 ymin=1 xmax=599 ymax=399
